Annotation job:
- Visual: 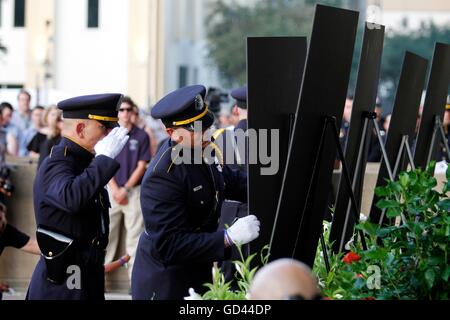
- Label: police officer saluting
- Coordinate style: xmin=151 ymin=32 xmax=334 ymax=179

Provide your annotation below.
xmin=27 ymin=94 xmax=129 ymax=300
xmin=131 ymin=85 xmax=260 ymax=300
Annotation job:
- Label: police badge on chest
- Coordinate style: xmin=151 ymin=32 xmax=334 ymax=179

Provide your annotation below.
xmin=129 ymin=139 xmax=139 ymax=151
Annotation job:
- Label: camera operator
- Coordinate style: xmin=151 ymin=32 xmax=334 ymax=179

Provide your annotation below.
xmin=0 ymin=167 xmax=14 ymax=196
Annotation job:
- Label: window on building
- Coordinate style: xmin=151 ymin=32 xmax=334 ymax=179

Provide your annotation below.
xmin=178 ymin=66 xmax=189 ymax=88
xmin=193 ymin=67 xmax=198 ymax=84
xmin=87 ymin=0 xmax=99 ymax=28
xmin=0 ymin=0 xmax=3 ymax=27
xmin=14 ymin=0 xmax=26 ymax=27
xmin=0 ymin=84 xmax=24 ymax=89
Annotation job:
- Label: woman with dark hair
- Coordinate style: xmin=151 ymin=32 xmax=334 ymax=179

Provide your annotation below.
xmin=27 ymin=105 xmax=62 ymax=168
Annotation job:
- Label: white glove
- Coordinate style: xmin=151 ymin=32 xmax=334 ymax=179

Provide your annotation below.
xmin=226 ymin=215 xmax=260 ymax=246
xmin=435 ymin=160 xmax=448 ymax=174
xmin=184 ymin=288 xmax=203 ymax=300
xmin=94 ymin=127 xmax=129 ymax=159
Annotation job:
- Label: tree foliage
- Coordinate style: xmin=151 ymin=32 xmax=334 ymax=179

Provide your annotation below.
xmin=206 ymin=1 xmax=450 ymax=103
xmin=381 ymin=20 xmax=450 ymax=105
xmin=206 ymin=0 xmax=318 ymax=87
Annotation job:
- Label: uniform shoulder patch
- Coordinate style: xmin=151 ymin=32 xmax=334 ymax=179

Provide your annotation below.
xmin=152 ymin=145 xmax=175 ymax=173
xmin=48 ymin=145 xmax=70 ymax=159
xmin=212 ymin=128 xmax=226 ymax=141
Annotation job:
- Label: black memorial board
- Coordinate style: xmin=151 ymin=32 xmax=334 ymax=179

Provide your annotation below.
xmin=329 ymin=23 xmax=385 ymax=253
xmin=270 ymin=5 xmax=359 ymax=267
xmin=369 ymin=52 xmax=428 ymax=224
xmin=414 ymin=43 xmax=450 ymax=169
xmin=247 ymin=37 xmax=307 ymax=258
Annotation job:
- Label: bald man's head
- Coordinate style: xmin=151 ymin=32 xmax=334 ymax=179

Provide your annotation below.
xmin=249 ymin=259 xmax=321 ymax=300
xmin=61 ymin=118 xmax=110 ymax=152
xmin=62 ymin=118 xmax=81 ymax=131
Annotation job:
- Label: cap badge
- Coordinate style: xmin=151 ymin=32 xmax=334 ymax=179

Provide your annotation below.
xmin=194 ymin=94 xmax=204 ymax=111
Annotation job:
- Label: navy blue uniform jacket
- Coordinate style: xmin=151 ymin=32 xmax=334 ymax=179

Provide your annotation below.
xmin=27 ymin=137 xmax=120 ymax=300
xmin=131 ymin=139 xmax=247 ymax=300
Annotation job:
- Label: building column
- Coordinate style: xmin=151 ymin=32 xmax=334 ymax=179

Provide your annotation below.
xmin=149 ymin=0 xmax=166 ymax=107
xmin=127 ymin=0 xmax=165 ymax=110
xmin=25 ymin=0 xmax=55 ymax=105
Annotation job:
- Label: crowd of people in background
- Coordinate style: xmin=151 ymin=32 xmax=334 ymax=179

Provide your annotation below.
xmin=0 ymin=88 xmax=255 ymax=164
xmin=0 ymin=90 xmax=165 ymax=161
xmin=340 ymin=95 xmax=450 ymax=164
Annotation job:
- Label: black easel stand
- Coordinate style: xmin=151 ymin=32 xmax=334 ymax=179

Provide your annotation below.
xmin=302 ymin=116 xmax=367 ymax=273
xmin=333 ymin=111 xmax=379 ymax=253
xmin=373 ymin=116 xmax=449 ymax=228
xmin=426 ymin=115 xmax=450 ymax=165
xmin=369 ymin=118 xmax=416 ymax=226
xmin=334 ymin=109 xmax=419 ymax=254
xmin=335 ymin=111 xmax=395 ymax=250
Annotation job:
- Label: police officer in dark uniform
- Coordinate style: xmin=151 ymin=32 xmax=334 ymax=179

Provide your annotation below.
xmin=213 ymin=86 xmax=249 ymax=283
xmin=131 ymin=85 xmax=260 ymax=300
xmin=27 ymin=94 xmax=130 ymax=300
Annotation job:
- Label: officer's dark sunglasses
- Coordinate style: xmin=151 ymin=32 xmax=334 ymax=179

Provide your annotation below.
xmin=178 ymin=124 xmax=196 ymax=132
xmin=175 ymin=120 xmax=212 ymax=132
xmin=119 ymin=107 xmax=133 ymax=113
xmin=177 ymin=124 xmax=211 ymax=132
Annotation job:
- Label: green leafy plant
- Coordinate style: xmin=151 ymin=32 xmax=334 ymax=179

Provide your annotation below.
xmin=202 ymin=245 xmax=270 ymax=300
xmin=314 ymin=221 xmax=377 ymax=300
xmin=315 ymin=162 xmax=450 ymax=300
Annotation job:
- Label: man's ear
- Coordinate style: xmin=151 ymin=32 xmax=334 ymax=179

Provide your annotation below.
xmin=76 ymin=122 xmax=85 ymax=138
xmin=167 ymin=127 xmax=183 ymax=144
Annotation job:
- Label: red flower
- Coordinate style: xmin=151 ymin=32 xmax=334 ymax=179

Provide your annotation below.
xmin=342 ymin=252 xmax=361 ymax=264
xmin=356 ymin=273 xmax=365 ymax=279
xmin=362 ymin=296 xmax=376 ymax=300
